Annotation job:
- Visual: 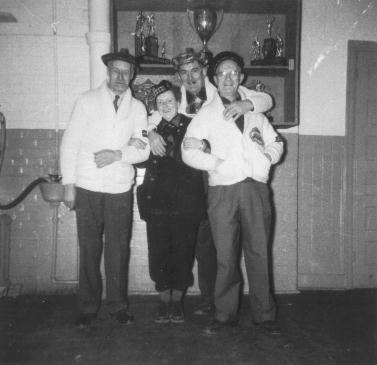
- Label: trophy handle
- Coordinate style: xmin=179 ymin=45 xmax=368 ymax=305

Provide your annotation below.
xmin=214 ymin=9 xmax=224 ymax=34
xmin=186 ymin=9 xmax=195 ymax=32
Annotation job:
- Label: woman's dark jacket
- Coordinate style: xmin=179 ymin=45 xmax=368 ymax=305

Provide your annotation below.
xmin=136 ymin=113 xmax=206 ymax=221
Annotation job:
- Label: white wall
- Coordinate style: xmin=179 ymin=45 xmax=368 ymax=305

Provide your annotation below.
xmin=0 ymin=0 xmax=90 ymax=130
xmin=300 ymin=0 xmax=377 ymax=136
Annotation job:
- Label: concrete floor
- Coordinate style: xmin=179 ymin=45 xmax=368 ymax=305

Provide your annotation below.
xmin=0 ymin=290 xmax=376 ymax=364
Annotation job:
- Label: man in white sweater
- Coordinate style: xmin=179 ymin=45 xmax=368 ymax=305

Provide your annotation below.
xmin=182 ymin=51 xmax=284 ymax=335
xmin=60 ymin=49 xmax=150 ymax=327
xmin=148 ymin=48 xmax=273 ymax=316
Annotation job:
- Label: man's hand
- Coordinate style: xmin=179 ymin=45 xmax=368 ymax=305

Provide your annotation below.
xmin=183 ymin=137 xmax=206 ymax=151
xmin=148 ymin=130 xmax=166 ymax=156
xmin=223 ymin=100 xmax=254 ymax=120
xmin=94 ymin=149 xmax=121 ymax=168
xmin=64 ymin=184 xmax=76 ymax=210
xmin=128 ymin=138 xmax=147 ymax=150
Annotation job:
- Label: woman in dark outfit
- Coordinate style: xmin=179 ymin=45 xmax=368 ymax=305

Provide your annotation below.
xmin=137 ymin=80 xmax=205 ymax=323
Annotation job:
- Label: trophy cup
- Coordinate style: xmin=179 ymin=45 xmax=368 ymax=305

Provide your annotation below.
xmin=262 ymin=17 xmax=277 ymax=61
xmin=187 ymin=6 xmax=223 ymax=60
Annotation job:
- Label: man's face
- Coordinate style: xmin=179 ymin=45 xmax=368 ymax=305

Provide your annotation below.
xmin=107 ymin=60 xmax=134 ymax=94
xmin=156 ymin=90 xmax=179 ymax=122
xmin=214 ymin=60 xmax=244 ymax=101
xmin=178 ymin=60 xmax=207 ymax=95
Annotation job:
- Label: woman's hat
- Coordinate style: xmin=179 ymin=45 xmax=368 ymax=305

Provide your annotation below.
xmin=151 ymin=80 xmax=173 ymax=101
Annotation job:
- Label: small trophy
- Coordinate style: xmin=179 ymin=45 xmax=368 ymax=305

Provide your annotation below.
xmin=133 ymin=12 xmax=171 ymax=65
xmin=161 ymin=41 xmax=166 ymax=58
xmin=145 ymin=14 xmax=158 ymax=57
xmin=250 ymin=37 xmax=262 ymax=62
xmin=262 ymin=17 xmax=277 ymax=61
xmin=276 ymin=33 xmax=284 ymax=58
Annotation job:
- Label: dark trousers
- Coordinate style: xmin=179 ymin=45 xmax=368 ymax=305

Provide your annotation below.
xmin=146 ymin=214 xmax=199 ymax=292
xmin=75 ymin=187 xmax=132 ymax=315
xmin=195 ymin=172 xmax=217 ymax=304
xmin=195 ymin=218 xmax=217 ymax=304
xmin=208 ymin=178 xmax=276 ymax=323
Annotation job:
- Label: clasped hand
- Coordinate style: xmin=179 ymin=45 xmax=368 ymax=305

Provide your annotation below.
xmin=94 ymin=138 xmax=146 ymax=168
xmin=223 ymin=100 xmax=253 ymax=120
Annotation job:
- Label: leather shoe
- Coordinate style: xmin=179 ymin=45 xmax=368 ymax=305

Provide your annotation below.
xmin=110 ymin=309 xmax=134 ymax=324
xmin=75 ymin=313 xmax=96 ymax=328
xmin=193 ymin=302 xmax=215 ymax=316
xmin=254 ymin=320 xmax=281 ymax=336
xmin=202 ymin=318 xmax=238 ymax=336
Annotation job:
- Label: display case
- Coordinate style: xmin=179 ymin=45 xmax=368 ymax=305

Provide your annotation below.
xmin=111 ymin=0 xmax=301 ymax=128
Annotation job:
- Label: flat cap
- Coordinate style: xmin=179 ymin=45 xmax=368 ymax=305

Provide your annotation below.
xmin=211 ymin=51 xmax=244 ymax=73
xmin=172 ymin=48 xmax=208 ymax=70
xmin=101 ymin=48 xmax=137 ymax=66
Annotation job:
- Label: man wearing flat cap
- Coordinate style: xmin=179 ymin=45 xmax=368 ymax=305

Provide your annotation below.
xmin=182 ymin=51 xmax=284 ymax=335
xmin=60 ymin=48 xmax=150 ymax=327
xmin=148 ymin=47 xmax=274 ymax=316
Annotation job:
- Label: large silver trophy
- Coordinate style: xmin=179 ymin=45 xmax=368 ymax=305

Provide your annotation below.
xmin=187 ymin=7 xmax=223 ymax=59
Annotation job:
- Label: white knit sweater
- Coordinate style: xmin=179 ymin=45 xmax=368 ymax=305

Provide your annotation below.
xmin=182 ymin=90 xmax=284 ymax=185
xmin=60 ymin=82 xmax=150 ymax=193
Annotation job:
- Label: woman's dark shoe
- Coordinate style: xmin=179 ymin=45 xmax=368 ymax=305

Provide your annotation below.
xmin=109 ymin=308 xmax=134 ymax=324
xmin=155 ymin=301 xmax=170 ymax=323
xmin=75 ymin=313 xmax=97 ymax=328
xmin=170 ymin=301 xmax=184 ymax=323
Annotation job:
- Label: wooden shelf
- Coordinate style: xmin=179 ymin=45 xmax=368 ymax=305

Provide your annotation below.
xmin=113 ymin=0 xmax=301 ymax=127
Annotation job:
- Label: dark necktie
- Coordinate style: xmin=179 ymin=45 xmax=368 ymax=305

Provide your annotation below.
xmin=235 ymin=116 xmax=244 ymax=133
xmin=113 ymin=95 xmax=120 ymax=112
xmin=220 ymin=95 xmax=244 ymax=133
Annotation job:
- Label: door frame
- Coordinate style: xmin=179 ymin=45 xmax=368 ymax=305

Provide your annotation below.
xmin=345 ymin=40 xmax=377 ymax=288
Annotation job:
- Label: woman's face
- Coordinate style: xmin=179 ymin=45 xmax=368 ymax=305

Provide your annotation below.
xmin=156 ymin=90 xmax=179 ymax=121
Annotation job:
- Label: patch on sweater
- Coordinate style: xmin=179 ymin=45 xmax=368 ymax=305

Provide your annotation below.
xmin=249 ymin=127 xmax=264 ymax=146
xmin=142 ymin=130 xmax=148 ymax=137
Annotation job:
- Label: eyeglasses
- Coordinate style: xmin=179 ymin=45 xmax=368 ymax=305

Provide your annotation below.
xmin=109 ymin=67 xmax=132 ymax=78
xmin=216 ymin=70 xmax=240 ymax=79
xmin=178 ymin=67 xmax=202 ymax=80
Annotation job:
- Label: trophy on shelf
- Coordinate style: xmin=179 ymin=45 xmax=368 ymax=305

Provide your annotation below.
xmin=133 ymin=11 xmax=171 ymax=65
xmin=262 ymin=17 xmax=277 ymax=61
xmin=187 ymin=6 xmax=223 ymax=61
xmin=250 ymin=16 xmax=287 ymax=66
xmin=250 ymin=37 xmax=262 ymax=62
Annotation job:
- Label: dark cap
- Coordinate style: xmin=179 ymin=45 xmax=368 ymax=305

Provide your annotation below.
xmin=211 ymin=51 xmax=244 ymax=73
xmin=101 ymin=48 xmax=137 ymax=66
xmin=172 ymin=48 xmax=208 ymax=71
xmin=151 ymin=80 xmax=173 ymax=101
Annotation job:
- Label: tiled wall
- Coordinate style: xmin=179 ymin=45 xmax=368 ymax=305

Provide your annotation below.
xmin=0 ymin=130 xmax=299 ymax=294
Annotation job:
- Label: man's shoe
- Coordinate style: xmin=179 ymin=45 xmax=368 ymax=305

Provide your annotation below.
xmin=155 ymin=301 xmax=170 ymax=323
xmin=75 ymin=313 xmax=96 ymax=328
xmin=110 ymin=309 xmax=134 ymax=324
xmin=193 ymin=302 xmax=215 ymax=316
xmin=254 ymin=320 xmax=281 ymax=336
xmin=202 ymin=318 xmax=238 ymax=336
xmin=170 ymin=301 xmax=184 ymax=323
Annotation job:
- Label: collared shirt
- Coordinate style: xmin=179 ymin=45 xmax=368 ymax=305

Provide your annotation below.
xmin=186 ymin=87 xmax=207 ymax=115
xmin=220 ymin=92 xmax=244 ymax=133
xmin=107 ymin=86 xmax=126 ymax=110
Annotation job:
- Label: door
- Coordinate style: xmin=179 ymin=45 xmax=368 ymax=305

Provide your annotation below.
xmin=346 ymin=40 xmax=377 ymax=287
